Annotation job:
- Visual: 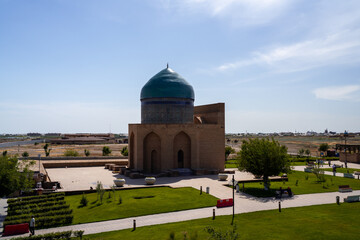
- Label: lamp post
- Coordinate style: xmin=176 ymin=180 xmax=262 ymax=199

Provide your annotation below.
xmin=232 ymin=175 xmax=235 ymax=225
xmin=344 ymin=131 xmax=348 ymax=169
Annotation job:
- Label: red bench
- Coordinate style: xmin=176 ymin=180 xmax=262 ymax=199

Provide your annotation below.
xmin=2 ymin=223 xmax=29 ymax=236
xmin=216 ymin=198 xmax=233 ymax=208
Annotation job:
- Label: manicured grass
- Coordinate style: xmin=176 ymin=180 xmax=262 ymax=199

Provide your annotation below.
xmin=322 ymin=167 xmax=360 ymax=174
xmin=240 ymin=170 xmax=360 ymax=197
xmin=290 ymin=161 xmax=308 ymax=166
xmin=66 ymin=187 xmax=217 ymax=224
xmin=225 ymin=163 xmax=237 ymax=168
xmin=85 ymin=202 xmax=360 ymax=240
xmin=225 ymin=160 xmax=238 ymax=168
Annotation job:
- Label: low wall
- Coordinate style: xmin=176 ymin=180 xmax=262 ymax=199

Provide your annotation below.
xmin=42 ymin=159 xmax=128 ymax=168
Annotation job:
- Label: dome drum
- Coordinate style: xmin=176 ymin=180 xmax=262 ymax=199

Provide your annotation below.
xmin=141 ymin=97 xmax=194 ymax=124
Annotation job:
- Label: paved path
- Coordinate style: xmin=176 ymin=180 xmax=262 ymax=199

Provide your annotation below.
xmin=2 ymin=188 xmax=359 ymax=239
xmin=2 ymin=163 xmax=360 ymax=239
xmin=0 ymin=199 xmax=7 ymax=234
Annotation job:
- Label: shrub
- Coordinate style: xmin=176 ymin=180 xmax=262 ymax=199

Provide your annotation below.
xmin=80 ymin=193 xmax=88 ymax=207
xmin=84 ymin=149 xmax=90 ymax=157
xmin=22 ymin=151 xmax=29 ymax=157
xmin=102 ymin=146 xmax=111 ymax=156
xmin=119 ymin=196 xmax=122 ymax=204
xmin=121 ymin=146 xmax=128 ymax=156
xmin=64 ymin=149 xmax=79 ymax=157
xmin=74 ymin=230 xmax=84 ymax=239
xmin=12 ymin=230 xmax=73 ymax=240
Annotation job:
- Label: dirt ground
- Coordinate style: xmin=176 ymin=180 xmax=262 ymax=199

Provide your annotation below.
xmin=2 ymin=135 xmax=359 ymax=158
xmin=226 ymin=135 xmax=360 ymax=157
xmin=2 ymin=143 xmax=128 ymax=157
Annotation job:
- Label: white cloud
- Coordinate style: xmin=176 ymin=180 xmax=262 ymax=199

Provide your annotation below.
xmin=217 ymin=30 xmax=360 ymax=72
xmin=160 ymin=0 xmax=292 ymax=26
xmin=313 ymin=85 xmax=360 ymax=101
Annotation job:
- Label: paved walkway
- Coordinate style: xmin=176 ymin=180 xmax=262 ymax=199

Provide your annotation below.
xmin=0 ymin=199 xmax=7 ymax=234
xmin=2 ymin=162 xmax=360 ymax=239
xmin=2 ymin=189 xmax=359 ymax=239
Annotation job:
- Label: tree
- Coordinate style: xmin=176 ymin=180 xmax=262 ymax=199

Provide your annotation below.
xmin=298 ymin=148 xmax=305 ymax=158
xmin=121 ymin=146 xmax=128 ymax=156
xmin=102 ymin=146 xmax=111 ymax=156
xmin=236 ymin=138 xmax=290 ymax=190
xmin=0 ymin=155 xmax=35 ymax=197
xmin=22 ymin=151 xmax=29 ymax=158
xmin=225 ymin=146 xmax=235 ymax=161
xmin=305 ymin=149 xmax=311 ymax=158
xmin=318 ymin=143 xmax=329 ymax=155
xmin=84 ymin=149 xmax=90 ymax=157
xmin=43 ymin=143 xmax=51 ymax=157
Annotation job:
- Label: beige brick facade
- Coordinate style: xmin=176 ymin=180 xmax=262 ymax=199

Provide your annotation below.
xmin=128 ymin=103 xmax=225 ymax=174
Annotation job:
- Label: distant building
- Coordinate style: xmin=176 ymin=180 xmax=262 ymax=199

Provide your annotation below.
xmin=27 ymin=133 xmax=42 ymax=137
xmin=128 ymin=66 xmax=225 ymax=175
xmin=50 ymin=133 xmax=116 ymax=145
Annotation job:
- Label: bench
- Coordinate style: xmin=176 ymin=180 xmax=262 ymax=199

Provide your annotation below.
xmin=216 ymin=198 xmax=233 ymax=208
xmin=275 ymin=188 xmax=293 ymax=198
xmin=304 ymin=168 xmax=313 ymax=173
xmin=354 ymin=171 xmax=360 ymax=179
xmin=2 ymin=223 xmax=29 ymax=236
xmin=339 ymin=185 xmax=353 ymax=193
xmin=344 ymin=195 xmax=360 ymax=203
xmin=343 ymin=173 xmax=355 ymax=179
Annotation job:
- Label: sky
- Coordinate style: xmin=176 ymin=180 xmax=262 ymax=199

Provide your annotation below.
xmin=0 ymin=0 xmax=360 ymax=134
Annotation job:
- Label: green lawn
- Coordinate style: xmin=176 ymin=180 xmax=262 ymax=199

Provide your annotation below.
xmin=290 ymin=161 xmax=308 ymax=166
xmin=85 ymin=202 xmax=360 ymax=240
xmin=322 ymin=167 xmax=360 ymax=174
xmin=240 ymin=170 xmax=360 ymax=197
xmin=66 ymin=187 xmax=217 ymax=224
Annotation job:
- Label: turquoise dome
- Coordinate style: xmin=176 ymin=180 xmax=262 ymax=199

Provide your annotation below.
xmin=140 ymin=67 xmax=195 ymax=100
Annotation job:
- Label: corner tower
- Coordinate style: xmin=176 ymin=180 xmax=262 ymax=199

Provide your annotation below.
xmin=140 ymin=66 xmax=195 ymax=124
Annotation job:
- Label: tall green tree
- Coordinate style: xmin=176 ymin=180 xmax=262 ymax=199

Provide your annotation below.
xmin=43 ymin=143 xmax=51 ymax=157
xmin=225 ymin=146 xmax=235 ymax=161
xmin=237 ymin=138 xmax=290 ymax=190
xmin=0 ymin=155 xmax=34 ymax=197
xmin=318 ymin=143 xmax=329 ymax=155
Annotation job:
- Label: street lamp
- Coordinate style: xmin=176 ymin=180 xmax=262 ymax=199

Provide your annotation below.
xmin=232 ymin=175 xmax=235 ymax=225
xmin=344 ymin=131 xmax=348 ymax=169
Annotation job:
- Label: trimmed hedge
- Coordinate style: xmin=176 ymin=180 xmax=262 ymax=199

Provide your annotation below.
xmin=5 ymin=209 xmax=73 ymax=221
xmin=12 ymin=230 xmax=73 ymax=240
xmin=9 ymin=204 xmax=70 ymax=215
xmin=8 ymin=200 xmax=67 ymax=212
xmin=4 ymin=215 xmax=73 ymax=229
xmin=7 ymin=193 xmax=65 ymax=204
xmin=7 ymin=196 xmax=65 ymax=208
xmin=5 ymin=193 xmax=73 ymax=229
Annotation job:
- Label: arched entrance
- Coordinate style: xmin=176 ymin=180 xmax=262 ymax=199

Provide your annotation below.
xmin=173 ymin=132 xmax=191 ymax=168
xmin=177 ymin=150 xmax=184 ymax=168
xmin=143 ymin=132 xmax=161 ymax=173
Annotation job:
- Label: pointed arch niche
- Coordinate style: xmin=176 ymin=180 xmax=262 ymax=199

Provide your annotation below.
xmin=143 ymin=132 xmax=161 ymax=173
xmin=173 ymin=131 xmax=191 ymax=168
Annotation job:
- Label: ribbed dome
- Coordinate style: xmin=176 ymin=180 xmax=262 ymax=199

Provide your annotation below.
xmin=140 ymin=67 xmax=195 ymax=100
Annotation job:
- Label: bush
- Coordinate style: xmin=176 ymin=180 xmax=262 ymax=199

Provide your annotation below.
xmin=121 ymin=146 xmax=128 ymax=156
xmin=74 ymin=230 xmax=84 ymax=239
xmin=64 ymin=149 xmax=79 ymax=157
xmin=12 ymin=230 xmax=73 ymax=240
xmin=102 ymin=146 xmax=111 ymax=156
xmin=80 ymin=193 xmax=88 ymax=207
xmin=84 ymin=149 xmax=90 ymax=157
xmin=22 ymin=151 xmax=29 ymax=157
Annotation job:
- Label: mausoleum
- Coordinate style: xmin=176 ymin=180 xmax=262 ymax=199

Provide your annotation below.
xmin=128 ymin=66 xmax=225 ymax=175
